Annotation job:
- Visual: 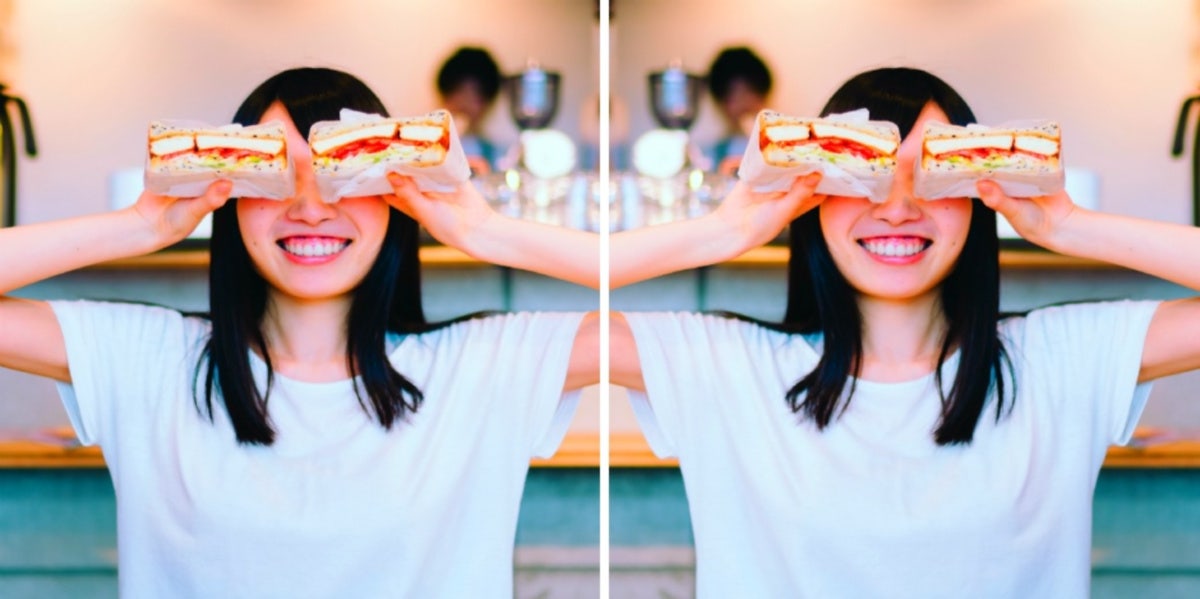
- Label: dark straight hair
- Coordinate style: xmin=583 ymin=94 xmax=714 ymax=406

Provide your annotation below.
xmin=198 ymin=67 xmax=463 ymax=445
xmin=782 ymin=67 xmax=1012 ymax=445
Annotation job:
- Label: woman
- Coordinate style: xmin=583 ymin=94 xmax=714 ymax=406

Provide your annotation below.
xmin=0 ymin=67 xmax=600 ymax=597
xmin=608 ymin=67 xmax=1200 ymax=597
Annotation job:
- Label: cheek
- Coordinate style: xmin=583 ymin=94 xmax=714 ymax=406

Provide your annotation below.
xmin=343 ymin=199 xmax=391 ymax=241
xmin=235 ymin=201 xmax=280 ymax=251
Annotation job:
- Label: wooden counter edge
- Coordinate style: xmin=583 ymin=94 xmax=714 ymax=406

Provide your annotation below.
xmin=93 ymin=246 xmax=484 ymax=269
xmin=4 ymin=432 xmax=1195 ymax=469
xmin=90 ymin=246 xmax=1114 ymax=270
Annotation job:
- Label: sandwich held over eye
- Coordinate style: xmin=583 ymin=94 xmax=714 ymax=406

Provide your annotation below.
xmin=309 ymin=110 xmax=453 ymax=175
xmin=914 ymin=121 xmax=1064 ymax=199
xmin=757 ymin=110 xmax=900 ymax=177
xmin=144 ymin=120 xmax=294 ymax=199
xmin=737 ymin=109 xmax=901 ymax=202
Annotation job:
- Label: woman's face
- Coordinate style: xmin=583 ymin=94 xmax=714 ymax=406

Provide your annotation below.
xmin=237 ymin=102 xmax=390 ymax=303
xmin=819 ymin=102 xmax=972 ymax=303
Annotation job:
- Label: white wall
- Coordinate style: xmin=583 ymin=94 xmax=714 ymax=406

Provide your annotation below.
xmin=616 ymin=0 xmax=1199 ymax=224
xmin=6 ymin=0 xmax=595 ymax=223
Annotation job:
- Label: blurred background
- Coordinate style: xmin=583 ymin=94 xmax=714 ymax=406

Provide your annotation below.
xmin=0 ymin=1 xmax=599 ymax=598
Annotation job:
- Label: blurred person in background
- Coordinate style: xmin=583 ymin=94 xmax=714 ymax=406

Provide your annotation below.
xmin=706 ymin=46 xmax=773 ymax=176
xmin=437 ymin=46 xmax=504 ymax=174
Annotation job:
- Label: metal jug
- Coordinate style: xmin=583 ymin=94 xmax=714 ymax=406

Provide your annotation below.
xmin=0 ymin=83 xmax=36 ymax=227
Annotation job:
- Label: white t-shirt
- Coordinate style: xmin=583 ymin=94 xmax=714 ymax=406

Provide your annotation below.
xmin=625 ymin=301 xmax=1159 ymax=599
xmin=50 ymin=300 xmax=585 ymax=599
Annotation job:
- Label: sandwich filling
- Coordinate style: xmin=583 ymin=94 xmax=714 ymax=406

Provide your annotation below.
xmin=311 ymin=118 xmax=451 ymax=171
xmin=148 ymin=128 xmax=287 ymax=171
xmin=923 ymin=127 xmax=1060 ymax=172
xmin=761 ymin=120 xmax=898 ymax=171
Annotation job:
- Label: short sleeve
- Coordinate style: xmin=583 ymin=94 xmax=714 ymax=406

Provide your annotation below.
xmin=412 ymin=312 xmax=586 ymax=459
xmin=48 ymin=301 xmax=191 ymax=447
xmin=1017 ymin=300 xmax=1159 ymax=446
xmin=622 ymin=312 xmax=817 ymax=458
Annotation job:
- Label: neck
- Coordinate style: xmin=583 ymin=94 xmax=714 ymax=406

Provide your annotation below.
xmin=260 ymin=293 xmax=354 ymax=382
xmin=856 ymin=290 xmax=949 ymax=382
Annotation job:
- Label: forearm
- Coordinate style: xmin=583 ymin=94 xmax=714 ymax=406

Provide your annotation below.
xmin=609 ymin=213 xmax=746 ymax=288
xmin=461 ymin=214 xmax=601 ymax=289
xmin=1047 ymin=208 xmax=1200 ymax=290
xmin=0 ymin=208 xmax=158 ymax=294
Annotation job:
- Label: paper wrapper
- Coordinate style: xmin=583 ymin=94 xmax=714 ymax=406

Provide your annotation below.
xmin=736 ymin=109 xmax=897 ymax=202
xmin=913 ymin=120 xmax=1065 ymax=200
xmin=312 ymin=109 xmax=471 ymax=202
xmin=143 ymin=120 xmax=295 ymax=200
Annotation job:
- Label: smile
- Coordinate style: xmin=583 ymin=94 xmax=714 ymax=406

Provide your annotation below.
xmin=277 ymin=236 xmax=351 ymax=258
xmin=857 ymin=236 xmax=931 ymax=258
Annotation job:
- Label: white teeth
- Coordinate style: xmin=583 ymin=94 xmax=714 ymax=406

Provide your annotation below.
xmin=862 ymin=239 xmax=926 ymax=257
xmin=282 ymin=239 xmax=348 ymax=258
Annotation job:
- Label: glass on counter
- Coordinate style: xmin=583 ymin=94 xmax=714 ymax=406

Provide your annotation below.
xmin=471 ymin=168 xmax=736 ymax=233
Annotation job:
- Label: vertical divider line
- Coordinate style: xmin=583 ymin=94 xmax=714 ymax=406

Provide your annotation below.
xmin=598 ymin=1 xmax=611 ymax=597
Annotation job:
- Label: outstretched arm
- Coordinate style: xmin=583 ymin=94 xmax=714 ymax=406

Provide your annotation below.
xmin=976 ymin=180 xmax=1200 ymax=382
xmin=608 ymin=173 xmax=825 ymax=288
xmin=0 ymin=181 xmax=232 ymax=382
xmin=386 ymin=174 xmax=600 ymax=289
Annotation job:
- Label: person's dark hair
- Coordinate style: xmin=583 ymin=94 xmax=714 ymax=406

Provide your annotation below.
xmin=436 ymin=47 xmax=502 ymax=102
xmin=198 ymin=67 xmax=461 ymax=445
xmin=707 ymin=46 xmax=773 ymax=102
xmin=785 ymin=67 xmax=1011 ymax=445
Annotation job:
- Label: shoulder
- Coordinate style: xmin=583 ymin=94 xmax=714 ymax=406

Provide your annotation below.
xmin=622 ymin=311 xmax=810 ymax=355
xmin=1000 ymin=300 xmax=1160 ymax=337
xmin=47 ymin=300 xmax=194 ymax=334
xmin=392 ymin=311 xmax=586 ymax=350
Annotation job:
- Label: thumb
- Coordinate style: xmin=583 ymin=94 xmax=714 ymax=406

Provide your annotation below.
xmin=778 ymin=172 xmax=824 ymax=212
xmin=792 ymin=171 xmax=822 ymax=196
xmin=975 ymin=179 xmax=1012 ymax=215
xmin=192 ymin=179 xmax=233 ymax=216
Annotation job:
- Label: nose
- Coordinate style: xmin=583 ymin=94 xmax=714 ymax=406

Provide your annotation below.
xmin=871 ymin=184 xmax=923 ymax=225
xmin=282 ymin=149 xmax=338 ymax=223
xmin=285 ymin=180 xmax=337 ymax=224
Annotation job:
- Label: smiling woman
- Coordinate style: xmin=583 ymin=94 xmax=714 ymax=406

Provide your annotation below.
xmin=606 ymin=66 xmax=1200 ymax=598
xmin=0 ymin=66 xmax=602 ymax=598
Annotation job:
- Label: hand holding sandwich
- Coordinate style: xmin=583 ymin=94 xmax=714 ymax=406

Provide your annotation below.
xmin=133 ymin=179 xmax=234 ymax=249
xmin=975 ymin=179 xmax=1077 ymax=250
xmin=385 ymin=173 xmax=493 ymax=251
xmin=712 ymin=173 xmax=827 ymax=252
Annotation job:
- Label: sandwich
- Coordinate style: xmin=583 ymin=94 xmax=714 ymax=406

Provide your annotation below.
xmin=756 ymin=110 xmax=900 ymax=177
xmin=146 ymin=121 xmax=288 ymax=176
xmin=920 ymin=122 xmax=1061 ymax=175
xmin=309 ymin=109 xmax=452 ymax=175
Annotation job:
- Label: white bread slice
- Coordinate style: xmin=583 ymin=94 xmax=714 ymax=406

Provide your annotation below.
xmin=1013 ymin=135 xmax=1059 ymax=156
xmin=196 ymin=134 xmax=284 ymax=155
xmin=925 ymin=134 xmax=1013 ymax=156
xmin=764 ymin=124 xmax=810 ymax=144
xmin=810 ymin=122 xmax=898 ymax=155
xmin=310 ymin=122 xmax=399 ymax=155
xmin=399 ymin=125 xmax=443 ymax=143
xmin=149 ymin=135 xmax=196 ymax=157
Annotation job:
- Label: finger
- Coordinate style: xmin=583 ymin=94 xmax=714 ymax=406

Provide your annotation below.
xmin=186 ymin=179 xmax=233 ymax=219
xmin=975 ymin=179 xmax=1013 ymax=214
xmin=777 ymin=172 xmax=823 ymax=207
xmin=387 ymin=173 xmax=420 ymax=197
